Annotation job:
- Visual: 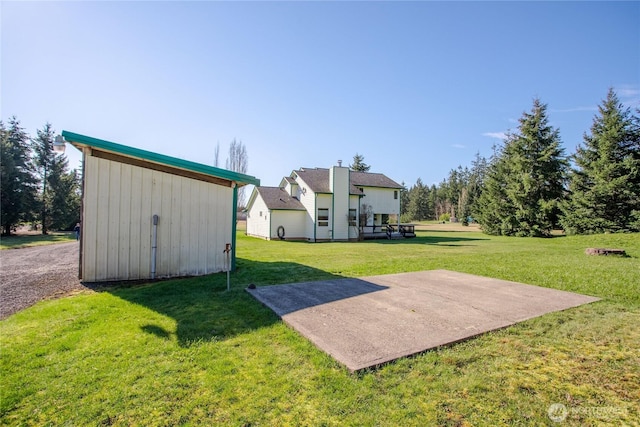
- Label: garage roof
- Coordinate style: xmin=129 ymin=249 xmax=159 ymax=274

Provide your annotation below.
xmin=255 ymin=187 xmax=306 ymax=211
xmin=62 ymin=130 xmax=260 ymax=187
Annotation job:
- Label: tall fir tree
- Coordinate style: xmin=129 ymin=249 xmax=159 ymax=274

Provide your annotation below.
xmin=349 ymin=153 xmax=371 ymax=172
xmin=476 ymin=99 xmax=567 ymax=236
xmin=399 ymin=181 xmax=409 ymax=218
xmin=561 ymin=89 xmax=640 ymax=234
xmin=406 ymin=178 xmax=431 ymax=220
xmin=0 ymin=117 xmax=38 ymax=235
xmin=48 ymin=160 xmax=82 ymax=230
xmin=32 ymin=123 xmax=59 ymax=234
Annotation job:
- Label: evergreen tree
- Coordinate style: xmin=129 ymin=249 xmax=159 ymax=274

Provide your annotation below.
xmin=349 ymin=153 xmax=371 ymax=172
xmin=406 ymin=178 xmax=431 ymax=220
xmin=561 ymin=89 xmax=640 ymax=234
xmin=399 ymin=181 xmax=409 ymax=218
xmin=467 ymin=152 xmax=488 ymax=224
xmin=48 ymin=161 xmax=81 ymax=230
xmin=476 ymin=99 xmax=567 ymax=236
xmin=475 ymin=150 xmax=514 ymax=234
xmin=32 ymin=123 xmax=59 ymax=234
xmin=1 ymin=117 xmax=37 ymax=235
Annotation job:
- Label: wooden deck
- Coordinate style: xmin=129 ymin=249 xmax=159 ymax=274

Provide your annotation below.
xmin=361 ymin=224 xmax=417 ymax=240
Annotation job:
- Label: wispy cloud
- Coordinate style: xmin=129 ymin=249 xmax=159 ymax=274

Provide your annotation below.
xmin=482 ymin=132 xmax=507 ymax=140
xmin=451 ymin=143 xmax=466 ymax=149
xmin=616 ymin=84 xmax=640 ymax=99
xmin=550 ymin=106 xmax=597 ymax=113
xmin=616 ymin=84 xmax=640 ymax=107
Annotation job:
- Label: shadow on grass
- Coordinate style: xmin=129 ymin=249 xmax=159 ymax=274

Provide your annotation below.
xmin=98 ymin=260 xmax=342 ymax=347
xmin=370 ymin=234 xmax=489 ymax=246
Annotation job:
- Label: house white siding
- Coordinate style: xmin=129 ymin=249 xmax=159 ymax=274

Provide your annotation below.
xmin=330 ymin=166 xmax=350 ymax=240
xmin=246 ymin=195 xmax=270 ymax=239
xmin=361 ymin=187 xmax=400 ymax=215
xmin=82 ymin=155 xmax=233 ymax=282
xmin=295 ymin=178 xmax=317 ymax=240
xmin=315 ymin=194 xmax=332 ymax=241
xmin=271 ymin=211 xmax=307 ymax=240
xmin=349 ymin=195 xmax=360 ymax=239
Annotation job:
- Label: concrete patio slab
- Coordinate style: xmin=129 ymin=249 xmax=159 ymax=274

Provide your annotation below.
xmin=247 ymin=270 xmax=599 ymax=372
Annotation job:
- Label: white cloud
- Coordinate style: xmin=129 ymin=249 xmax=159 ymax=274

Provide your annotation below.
xmin=482 ymin=132 xmax=507 ymax=140
xmin=616 ymin=84 xmax=640 ymax=99
xmin=550 ymin=106 xmax=597 ymax=113
xmin=616 ymin=84 xmax=640 ymax=107
xmin=451 ymin=143 xmax=466 ymax=149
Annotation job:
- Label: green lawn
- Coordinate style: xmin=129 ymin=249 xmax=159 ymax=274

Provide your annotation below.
xmin=1 ymin=231 xmax=639 ymax=426
xmin=0 ymin=232 xmax=76 ymax=249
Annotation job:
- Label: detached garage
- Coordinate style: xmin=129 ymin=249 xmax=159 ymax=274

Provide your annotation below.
xmin=61 ymin=131 xmax=260 ymax=282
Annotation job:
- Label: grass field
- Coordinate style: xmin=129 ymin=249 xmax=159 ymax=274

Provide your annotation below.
xmin=0 ymin=232 xmax=76 ymax=250
xmin=1 ymin=229 xmax=639 ymax=426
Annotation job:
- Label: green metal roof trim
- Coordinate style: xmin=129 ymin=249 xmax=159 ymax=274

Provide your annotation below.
xmin=62 ymin=131 xmax=260 ymax=186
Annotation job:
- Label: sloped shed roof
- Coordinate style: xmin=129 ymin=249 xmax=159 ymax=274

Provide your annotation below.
xmin=62 ymin=131 xmax=260 ymax=187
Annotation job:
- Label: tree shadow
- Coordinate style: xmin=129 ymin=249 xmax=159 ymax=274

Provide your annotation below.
xmin=369 ymin=234 xmax=489 ymax=246
xmin=92 ymin=260 xmax=344 ymax=347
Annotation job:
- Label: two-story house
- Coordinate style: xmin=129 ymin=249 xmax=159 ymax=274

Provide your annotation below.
xmin=246 ymin=162 xmax=403 ymax=241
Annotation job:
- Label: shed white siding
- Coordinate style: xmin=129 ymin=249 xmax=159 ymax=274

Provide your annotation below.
xmin=82 ymin=155 xmax=233 ymax=282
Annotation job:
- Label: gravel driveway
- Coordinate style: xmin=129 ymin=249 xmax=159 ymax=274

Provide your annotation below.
xmin=0 ymin=242 xmax=89 ymax=320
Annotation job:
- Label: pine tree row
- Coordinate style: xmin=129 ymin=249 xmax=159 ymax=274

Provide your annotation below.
xmin=401 ymin=89 xmax=640 ymax=236
xmin=1 ymin=117 xmax=81 ymax=235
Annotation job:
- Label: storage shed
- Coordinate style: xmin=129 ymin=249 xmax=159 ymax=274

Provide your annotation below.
xmin=61 ymin=131 xmax=260 ymax=282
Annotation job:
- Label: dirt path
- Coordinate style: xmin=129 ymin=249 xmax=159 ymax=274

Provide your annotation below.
xmin=0 ymin=243 xmax=89 ymax=320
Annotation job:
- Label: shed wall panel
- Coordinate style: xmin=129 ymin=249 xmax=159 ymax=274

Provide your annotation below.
xmin=81 ymin=155 xmax=233 ymax=282
xmin=129 ymin=165 xmax=143 ymax=278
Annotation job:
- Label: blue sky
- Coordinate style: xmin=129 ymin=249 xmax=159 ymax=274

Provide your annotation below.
xmin=2 ymin=1 xmax=639 ymax=190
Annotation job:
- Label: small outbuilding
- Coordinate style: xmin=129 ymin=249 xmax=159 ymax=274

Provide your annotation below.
xmin=61 ymin=131 xmax=260 ymax=282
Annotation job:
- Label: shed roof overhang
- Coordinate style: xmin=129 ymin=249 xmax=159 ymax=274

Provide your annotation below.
xmin=62 ymin=130 xmax=260 ymax=188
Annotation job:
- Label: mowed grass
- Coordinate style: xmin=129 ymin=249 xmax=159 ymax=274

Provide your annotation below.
xmin=0 ymin=232 xmax=76 ymax=249
xmin=1 ymin=231 xmax=639 ymax=426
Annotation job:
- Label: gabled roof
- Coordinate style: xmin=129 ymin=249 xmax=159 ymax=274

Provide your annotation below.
xmin=62 ymin=131 xmax=260 ymax=187
xmin=255 ymin=187 xmax=305 ymax=210
xmin=294 ymin=168 xmax=362 ymax=195
xmin=293 ymin=167 xmax=402 ymax=193
xmin=350 ymin=171 xmax=402 ymax=189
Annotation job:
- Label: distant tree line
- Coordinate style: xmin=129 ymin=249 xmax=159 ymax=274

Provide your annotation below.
xmin=399 ymin=89 xmax=640 ymax=236
xmin=1 ymin=117 xmax=81 ymax=235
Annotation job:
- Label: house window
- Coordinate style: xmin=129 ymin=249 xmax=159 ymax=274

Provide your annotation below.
xmin=259 ymin=211 xmax=262 ymax=217
xmin=349 ymin=209 xmax=357 ymax=226
xmin=394 ymin=190 xmax=398 ymax=200
xmin=318 ymin=208 xmax=329 ymax=227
